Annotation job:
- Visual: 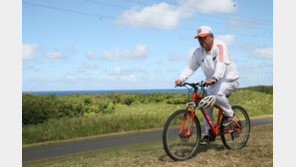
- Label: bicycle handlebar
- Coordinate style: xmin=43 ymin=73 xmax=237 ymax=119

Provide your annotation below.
xmin=175 ymin=81 xmax=207 ymax=88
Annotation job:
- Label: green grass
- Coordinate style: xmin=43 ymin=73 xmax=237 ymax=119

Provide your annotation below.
xmin=23 ymin=124 xmax=273 ymax=167
xmin=228 ymin=88 xmax=273 ymax=117
xmin=22 ymin=86 xmax=273 ymax=145
xmin=22 ymin=103 xmax=183 ymax=144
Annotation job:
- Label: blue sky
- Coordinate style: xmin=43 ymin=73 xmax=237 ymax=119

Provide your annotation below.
xmin=22 ymin=0 xmax=273 ymax=91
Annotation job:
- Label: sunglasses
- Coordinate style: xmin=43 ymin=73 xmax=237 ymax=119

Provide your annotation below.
xmin=198 ymin=36 xmax=208 ymax=41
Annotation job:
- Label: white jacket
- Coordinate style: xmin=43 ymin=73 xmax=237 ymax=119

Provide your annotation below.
xmin=179 ymin=39 xmax=239 ymax=82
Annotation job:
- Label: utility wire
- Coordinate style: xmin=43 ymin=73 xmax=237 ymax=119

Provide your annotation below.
xmin=126 ymin=0 xmax=272 ymax=24
xmin=22 ymin=1 xmax=193 ymax=30
xmin=150 ymin=0 xmax=272 ymax=23
xmin=92 ymin=0 xmax=272 ymax=24
xmin=84 ymin=0 xmax=272 ymax=31
xmin=23 ymin=1 xmax=272 ymax=38
xmin=85 ymin=0 xmax=224 ymax=26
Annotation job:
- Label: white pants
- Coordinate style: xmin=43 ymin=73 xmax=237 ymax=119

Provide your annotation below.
xmin=202 ymin=79 xmax=239 ymax=135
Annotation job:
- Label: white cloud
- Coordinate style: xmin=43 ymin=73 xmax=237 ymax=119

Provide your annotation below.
xmin=45 ymin=51 xmax=63 ymax=60
xmin=22 ymin=64 xmax=33 ymax=70
xmin=216 ymin=34 xmax=235 ymax=46
xmin=121 ymin=74 xmax=140 ymax=82
xmin=227 ymin=16 xmax=261 ymax=31
xmin=239 ymin=63 xmax=262 ymax=74
xmin=101 ymin=44 xmax=147 ymax=61
xmin=170 ymin=47 xmax=196 ymax=61
xmin=167 ymin=68 xmax=179 ymax=73
xmin=32 ymin=76 xmax=52 ymax=82
xmin=237 ymin=62 xmax=273 ymax=87
xmin=107 ymin=66 xmax=147 ymax=76
xmin=100 ymin=66 xmax=148 ymax=83
xmin=66 ymin=74 xmax=76 ymax=80
xmin=22 ymin=64 xmax=40 ymax=72
xmin=65 ymin=74 xmax=92 ymax=83
xmin=80 ymin=62 xmax=98 ymax=69
xmin=116 ymin=3 xmax=180 ymax=29
xmin=64 ymin=43 xmax=76 ymax=57
xmin=99 ymin=75 xmax=116 ymax=80
xmin=179 ymin=0 xmax=236 ymax=14
xmin=233 ymin=42 xmax=258 ymax=51
xmin=111 ymin=66 xmax=122 ymax=75
xmin=87 ymin=50 xmax=95 ymax=60
xmin=45 ymin=44 xmax=76 ymax=60
xmin=251 ymin=47 xmax=273 ymax=59
xmin=116 ymin=0 xmax=236 ymax=29
xmin=22 ymin=44 xmax=40 ymax=61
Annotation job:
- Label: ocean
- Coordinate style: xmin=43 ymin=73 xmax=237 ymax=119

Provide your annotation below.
xmin=23 ymin=88 xmax=191 ymax=96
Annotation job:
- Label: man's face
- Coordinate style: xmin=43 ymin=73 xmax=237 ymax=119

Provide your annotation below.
xmin=198 ymin=34 xmax=213 ymax=49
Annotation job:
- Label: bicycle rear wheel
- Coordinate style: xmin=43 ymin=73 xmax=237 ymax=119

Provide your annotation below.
xmin=220 ymin=105 xmax=251 ymax=149
xmin=162 ymin=109 xmax=201 ymax=161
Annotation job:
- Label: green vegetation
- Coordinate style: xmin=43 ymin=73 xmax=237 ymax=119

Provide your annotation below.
xmin=22 ymin=93 xmax=189 ymax=125
xmin=23 ymin=124 xmax=273 ymax=167
xmin=22 ymin=86 xmax=273 ymax=145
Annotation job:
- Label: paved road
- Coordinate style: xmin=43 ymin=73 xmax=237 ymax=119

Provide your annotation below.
xmin=23 ymin=116 xmax=272 ymax=162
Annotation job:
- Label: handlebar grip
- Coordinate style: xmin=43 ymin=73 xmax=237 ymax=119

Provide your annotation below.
xmin=199 ymin=81 xmax=207 ymax=87
xmin=175 ymin=83 xmax=185 ymax=87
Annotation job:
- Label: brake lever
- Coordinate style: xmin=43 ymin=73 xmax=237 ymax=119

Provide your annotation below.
xmin=199 ymin=81 xmax=207 ymax=87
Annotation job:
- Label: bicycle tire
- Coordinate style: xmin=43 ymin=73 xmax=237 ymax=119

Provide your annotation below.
xmin=220 ymin=105 xmax=251 ymax=149
xmin=162 ymin=109 xmax=201 ymax=161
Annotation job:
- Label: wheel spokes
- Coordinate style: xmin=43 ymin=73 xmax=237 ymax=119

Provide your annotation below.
xmin=166 ymin=113 xmax=199 ymax=159
xmin=221 ymin=106 xmax=250 ymax=149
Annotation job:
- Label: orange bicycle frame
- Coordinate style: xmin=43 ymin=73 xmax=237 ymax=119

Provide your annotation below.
xmin=179 ymin=91 xmax=242 ymax=137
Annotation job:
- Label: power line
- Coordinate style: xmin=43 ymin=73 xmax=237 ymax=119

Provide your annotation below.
xmin=84 ymin=0 xmax=272 ymax=31
xmin=22 ymin=1 xmax=193 ymax=30
xmin=23 ymin=1 xmax=272 ymax=38
xmin=157 ymin=0 xmax=273 ymax=23
xmin=84 ymin=0 xmax=219 ymax=25
xmin=126 ymin=0 xmax=272 ymax=24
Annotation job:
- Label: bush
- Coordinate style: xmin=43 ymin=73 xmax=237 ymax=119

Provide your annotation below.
xmin=22 ymin=94 xmax=85 ymax=125
xmin=22 ymin=94 xmax=57 ymax=125
xmin=22 ymin=92 xmax=189 ymax=125
xmin=103 ymin=102 xmax=115 ymax=114
xmin=84 ymin=97 xmax=92 ymax=104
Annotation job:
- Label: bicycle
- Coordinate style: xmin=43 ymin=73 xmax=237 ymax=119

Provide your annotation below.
xmin=162 ymin=81 xmax=251 ymax=161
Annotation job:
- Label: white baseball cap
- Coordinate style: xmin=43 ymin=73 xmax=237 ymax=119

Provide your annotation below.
xmin=194 ymin=26 xmax=213 ymax=38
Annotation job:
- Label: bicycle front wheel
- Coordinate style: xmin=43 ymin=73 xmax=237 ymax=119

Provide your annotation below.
xmin=162 ymin=109 xmax=201 ymax=161
xmin=220 ymin=105 xmax=251 ymax=149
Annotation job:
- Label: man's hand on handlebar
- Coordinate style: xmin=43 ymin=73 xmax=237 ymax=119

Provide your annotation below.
xmin=175 ymin=79 xmax=183 ymax=86
xmin=175 ymin=78 xmax=216 ymax=87
xmin=205 ymin=78 xmax=217 ymax=85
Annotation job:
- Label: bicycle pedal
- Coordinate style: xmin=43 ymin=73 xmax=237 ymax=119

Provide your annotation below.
xmin=209 ymin=137 xmax=216 ymax=142
xmin=208 ymin=130 xmax=216 ymax=142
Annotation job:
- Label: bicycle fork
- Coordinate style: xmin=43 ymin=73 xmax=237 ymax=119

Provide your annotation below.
xmin=179 ymin=103 xmax=196 ymax=137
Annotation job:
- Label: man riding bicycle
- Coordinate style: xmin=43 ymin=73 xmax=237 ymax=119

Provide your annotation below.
xmin=175 ymin=26 xmax=240 ymax=145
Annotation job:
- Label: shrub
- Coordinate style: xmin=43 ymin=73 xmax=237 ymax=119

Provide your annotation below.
xmin=84 ymin=97 xmax=92 ymax=104
xmin=22 ymin=94 xmax=57 ymax=125
xmin=103 ymin=102 xmax=115 ymax=114
xmin=22 ymin=91 xmax=207 ymax=125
